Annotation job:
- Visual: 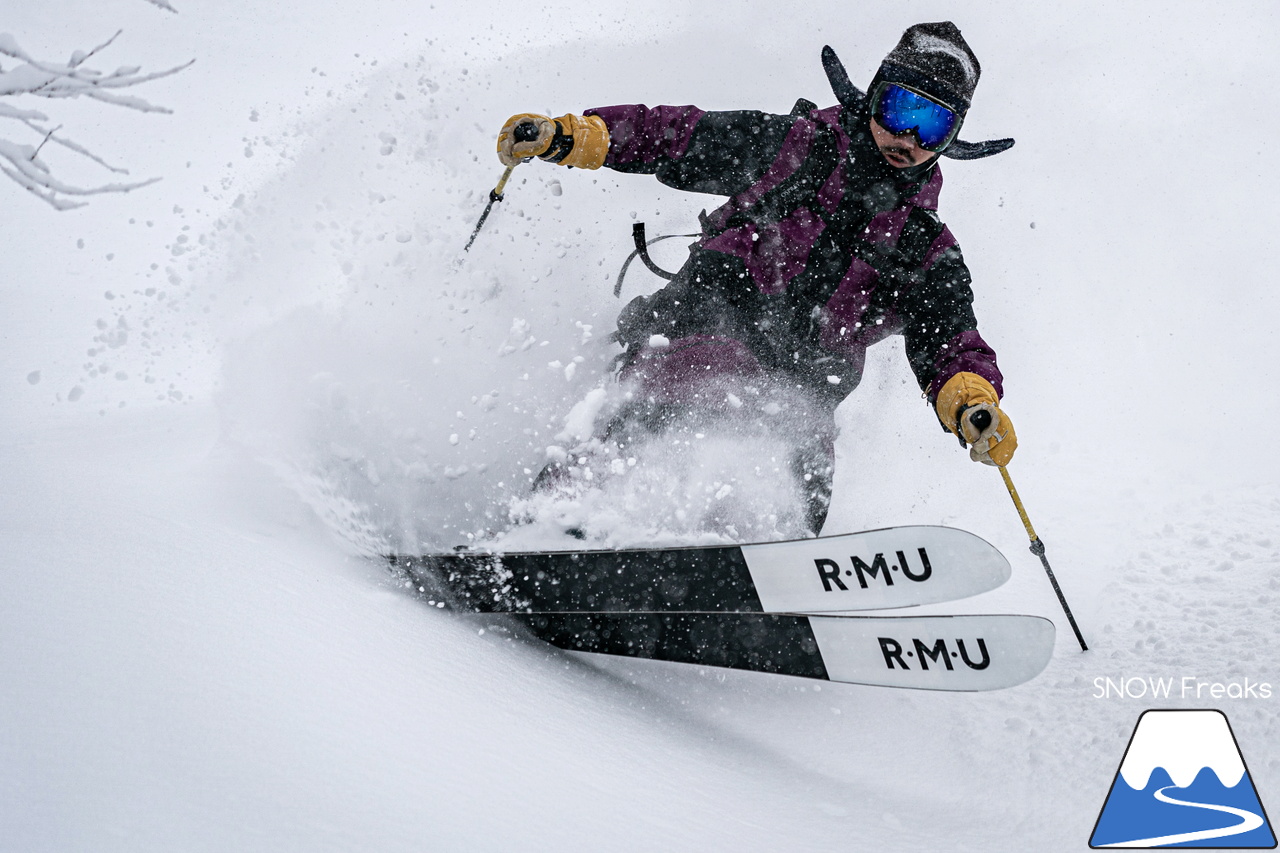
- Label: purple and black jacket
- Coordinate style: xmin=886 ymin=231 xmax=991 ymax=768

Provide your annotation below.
xmin=584 ymin=98 xmax=1003 ymax=413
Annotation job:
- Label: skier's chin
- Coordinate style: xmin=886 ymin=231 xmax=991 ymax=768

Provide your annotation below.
xmin=879 ymin=147 xmax=918 ymax=168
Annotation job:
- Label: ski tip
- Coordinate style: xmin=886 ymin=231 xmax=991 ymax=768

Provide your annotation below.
xmin=809 ymin=613 xmax=1055 ymax=692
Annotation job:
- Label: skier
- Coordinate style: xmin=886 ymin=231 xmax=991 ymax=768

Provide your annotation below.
xmin=494 ymin=22 xmax=1017 ymax=535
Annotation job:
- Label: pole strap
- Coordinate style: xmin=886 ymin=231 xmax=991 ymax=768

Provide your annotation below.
xmin=614 ymin=222 xmax=698 ymax=296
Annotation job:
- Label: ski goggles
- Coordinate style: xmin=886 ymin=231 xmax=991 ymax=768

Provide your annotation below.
xmin=871 ymin=82 xmax=963 ymax=153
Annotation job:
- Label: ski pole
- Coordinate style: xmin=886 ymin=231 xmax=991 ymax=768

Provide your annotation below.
xmin=997 ymin=464 xmax=1089 ymax=652
xmin=463 ymin=163 xmax=516 ymax=252
xmin=463 ymin=121 xmax=541 ymax=252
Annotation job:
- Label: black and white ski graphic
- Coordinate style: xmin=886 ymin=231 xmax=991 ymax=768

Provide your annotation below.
xmin=392 ymin=525 xmax=1010 ymax=615
xmin=487 ymin=612 xmax=1055 ymax=691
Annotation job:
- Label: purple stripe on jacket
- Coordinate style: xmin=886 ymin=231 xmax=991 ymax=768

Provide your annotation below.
xmin=702 ymin=208 xmax=826 ymax=295
xmin=618 ymin=334 xmax=764 ymax=406
xmin=583 ymin=105 xmax=705 ymax=166
xmin=907 ymin=168 xmax=943 ymax=211
xmin=810 ymin=107 xmax=849 ymax=214
xmin=703 ymin=119 xmax=817 ymax=235
xmin=921 ymin=225 xmax=958 ymax=271
xmin=861 ymin=208 xmax=912 ymax=247
xmin=860 ymin=212 xmax=957 ymax=274
xmin=818 ymin=258 xmax=878 ymax=354
xmin=697 ymin=119 xmax=830 ymax=293
xmin=929 ymin=330 xmax=1004 ymax=400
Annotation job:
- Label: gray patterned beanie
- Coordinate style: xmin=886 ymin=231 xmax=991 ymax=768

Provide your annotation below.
xmin=876 ymin=22 xmax=981 ymax=112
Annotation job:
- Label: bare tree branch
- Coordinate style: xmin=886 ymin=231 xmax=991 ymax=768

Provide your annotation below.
xmin=0 ymin=137 xmax=161 ymax=210
xmin=0 ymin=30 xmax=191 ymax=210
xmin=19 ymin=116 xmax=129 ymax=174
xmin=67 ymin=30 xmax=123 ymax=69
xmin=29 ymin=123 xmax=60 ymax=159
xmin=0 ymin=35 xmax=194 ymax=107
xmin=0 ymin=101 xmax=46 ymax=122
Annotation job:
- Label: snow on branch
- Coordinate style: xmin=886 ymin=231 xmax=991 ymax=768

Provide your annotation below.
xmin=0 ymin=31 xmax=192 ymax=210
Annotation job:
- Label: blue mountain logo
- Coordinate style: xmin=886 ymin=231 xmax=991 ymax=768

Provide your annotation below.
xmin=1091 ymin=710 xmax=1276 ymax=848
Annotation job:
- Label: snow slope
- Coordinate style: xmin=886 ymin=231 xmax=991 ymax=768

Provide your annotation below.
xmin=3 ymin=1 xmax=1279 ymax=850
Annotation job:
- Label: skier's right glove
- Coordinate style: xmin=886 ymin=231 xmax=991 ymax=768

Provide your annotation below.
xmin=496 ymin=113 xmax=610 ymax=170
xmin=935 ymin=372 xmax=1018 ymax=467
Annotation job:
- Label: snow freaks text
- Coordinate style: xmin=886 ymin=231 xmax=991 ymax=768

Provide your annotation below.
xmin=1093 ymin=677 xmax=1273 ymax=701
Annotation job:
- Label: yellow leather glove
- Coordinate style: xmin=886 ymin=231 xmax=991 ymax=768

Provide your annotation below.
xmin=935 ymin=372 xmax=1018 ymax=467
xmin=496 ymin=113 xmax=610 ymax=170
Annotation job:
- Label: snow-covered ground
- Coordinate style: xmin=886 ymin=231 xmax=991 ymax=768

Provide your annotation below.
xmin=3 ymin=1 xmax=1279 ymax=850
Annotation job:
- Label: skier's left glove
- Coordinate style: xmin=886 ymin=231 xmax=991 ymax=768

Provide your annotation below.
xmin=935 ymin=372 xmax=1018 ymax=466
xmin=496 ymin=113 xmax=610 ymax=169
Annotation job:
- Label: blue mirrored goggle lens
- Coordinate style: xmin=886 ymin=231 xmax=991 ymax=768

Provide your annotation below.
xmin=875 ymin=83 xmax=959 ymax=150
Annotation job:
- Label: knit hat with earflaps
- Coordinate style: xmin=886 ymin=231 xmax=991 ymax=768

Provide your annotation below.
xmin=874 ymin=22 xmax=981 ymax=113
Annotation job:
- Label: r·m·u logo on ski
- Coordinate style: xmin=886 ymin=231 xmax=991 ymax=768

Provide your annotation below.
xmin=814 ymin=548 xmax=933 ymax=592
xmin=877 ymin=636 xmax=991 ymax=671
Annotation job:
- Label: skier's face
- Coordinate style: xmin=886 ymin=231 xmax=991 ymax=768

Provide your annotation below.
xmin=868 ymin=116 xmax=936 ymax=169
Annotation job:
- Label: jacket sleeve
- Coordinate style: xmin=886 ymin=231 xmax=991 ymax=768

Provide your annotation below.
xmin=897 ymin=232 xmax=1005 ymax=406
xmin=584 ymin=105 xmax=796 ymax=197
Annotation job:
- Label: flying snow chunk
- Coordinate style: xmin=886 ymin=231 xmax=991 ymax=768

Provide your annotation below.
xmin=648 ymin=334 xmax=670 ymax=348
xmin=557 ymin=387 xmax=609 ymax=443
